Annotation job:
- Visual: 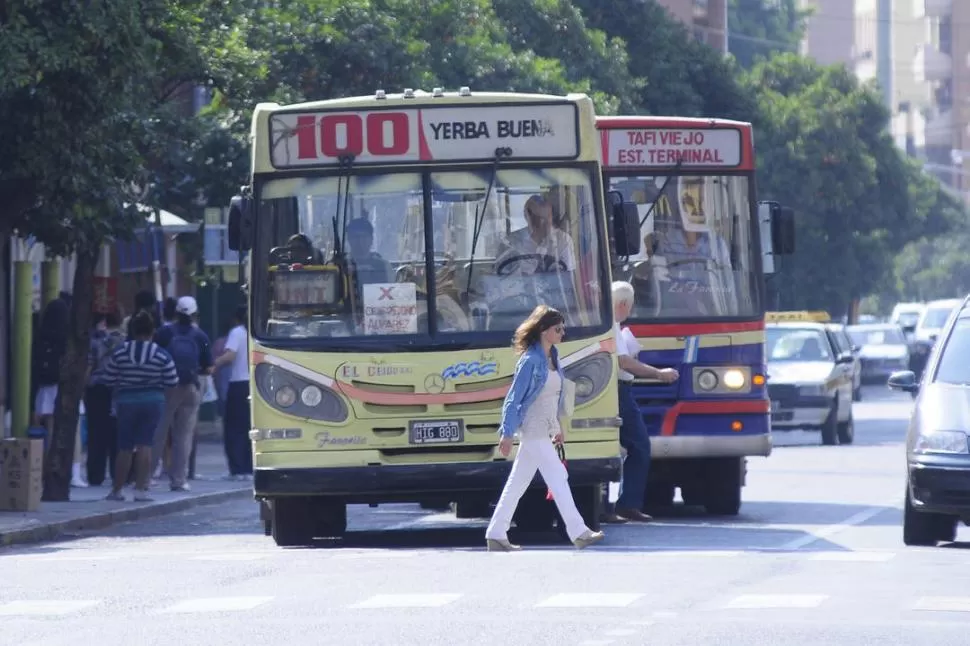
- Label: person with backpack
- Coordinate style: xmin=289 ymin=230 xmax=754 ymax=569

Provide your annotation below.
xmin=152 ymin=295 xmax=213 ymax=491
xmin=85 ymin=310 xmax=126 ymax=485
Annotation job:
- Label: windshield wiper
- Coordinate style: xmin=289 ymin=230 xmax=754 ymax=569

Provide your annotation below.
xmin=331 ymin=155 xmax=355 ymax=262
xmin=640 ymin=158 xmax=685 ymax=229
xmin=464 ymin=146 xmax=512 ymax=301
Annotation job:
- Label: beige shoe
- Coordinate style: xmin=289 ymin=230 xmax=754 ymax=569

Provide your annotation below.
xmin=573 ymin=530 xmax=605 ymax=549
xmin=486 ymin=538 xmax=522 ymax=552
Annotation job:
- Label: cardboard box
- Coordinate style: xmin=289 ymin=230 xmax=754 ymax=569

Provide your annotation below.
xmin=0 ymin=438 xmax=44 ymax=511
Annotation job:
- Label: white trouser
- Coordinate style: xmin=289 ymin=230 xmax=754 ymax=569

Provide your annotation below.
xmin=485 ymin=427 xmax=589 ymax=542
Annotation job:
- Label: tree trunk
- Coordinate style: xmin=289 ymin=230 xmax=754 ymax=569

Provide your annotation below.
xmin=42 ymin=244 xmax=98 ymax=501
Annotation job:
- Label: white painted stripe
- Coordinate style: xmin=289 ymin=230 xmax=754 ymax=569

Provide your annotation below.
xmin=0 ymin=600 xmax=100 ymax=616
xmin=351 ymin=594 xmax=462 ymax=608
xmin=189 ymin=553 xmax=269 ymax=561
xmin=536 ymin=593 xmax=643 ymax=608
xmin=726 ymin=594 xmax=828 ymax=609
xmin=160 ymin=596 xmax=273 ymax=613
xmin=807 ymin=551 xmax=896 ymax=562
xmin=780 ymin=501 xmax=895 ymax=550
xmin=913 ymin=597 xmax=970 ymax=612
xmin=604 ymin=629 xmax=638 ymax=637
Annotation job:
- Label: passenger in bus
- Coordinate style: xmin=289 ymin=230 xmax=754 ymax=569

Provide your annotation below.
xmin=494 ymin=194 xmax=576 ymax=274
xmin=346 ymin=217 xmax=392 ymax=293
xmin=485 ymin=305 xmax=605 ymax=551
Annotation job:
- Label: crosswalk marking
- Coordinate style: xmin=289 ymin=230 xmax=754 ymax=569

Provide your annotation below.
xmin=913 ymin=596 xmax=970 ymax=612
xmin=160 ymin=596 xmax=273 ymax=614
xmin=725 ymin=594 xmax=828 ymax=609
xmin=536 ymin=593 xmax=643 ymax=608
xmin=806 ymin=551 xmax=896 ymax=562
xmin=351 ymin=594 xmax=462 ymax=608
xmin=0 ymin=600 xmax=100 ymax=616
xmin=604 ymin=628 xmax=638 ymax=637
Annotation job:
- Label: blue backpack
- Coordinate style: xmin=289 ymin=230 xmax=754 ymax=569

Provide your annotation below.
xmin=168 ymin=330 xmax=200 ymax=386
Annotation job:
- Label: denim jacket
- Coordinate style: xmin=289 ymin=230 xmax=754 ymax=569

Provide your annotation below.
xmin=499 ymin=343 xmax=568 ymax=439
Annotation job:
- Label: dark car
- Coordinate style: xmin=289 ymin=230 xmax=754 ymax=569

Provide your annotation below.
xmin=890 ymin=297 xmax=970 ymax=546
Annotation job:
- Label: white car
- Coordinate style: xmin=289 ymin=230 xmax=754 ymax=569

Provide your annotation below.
xmin=766 ymin=322 xmax=856 ymax=446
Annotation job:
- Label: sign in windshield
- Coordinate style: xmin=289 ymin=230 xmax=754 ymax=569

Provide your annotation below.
xmin=603 ymin=128 xmax=742 ymax=168
xmin=269 ymin=103 xmax=580 ymax=167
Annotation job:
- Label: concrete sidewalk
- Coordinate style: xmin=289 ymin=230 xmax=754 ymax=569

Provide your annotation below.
xmin=0 ymin=440 xmax=251 ymax=548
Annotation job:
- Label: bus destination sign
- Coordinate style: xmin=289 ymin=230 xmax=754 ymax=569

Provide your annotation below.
xmin=270 ymin=103 xmax=579 ymax=167
xmin=604 ymin=128 xmax=742 ymax=168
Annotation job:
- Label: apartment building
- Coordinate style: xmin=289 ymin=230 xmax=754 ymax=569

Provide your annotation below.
xmin=654 ymin=0 xmax=729 ymax=52
xmin=801 ymin=0 xmax=856 ymax=66
xmin=911 ymin=0 xmax=970 ymax=195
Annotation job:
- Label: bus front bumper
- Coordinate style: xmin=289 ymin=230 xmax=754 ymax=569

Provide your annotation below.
xmin=253 ymin=456 xmax=623 ymax=498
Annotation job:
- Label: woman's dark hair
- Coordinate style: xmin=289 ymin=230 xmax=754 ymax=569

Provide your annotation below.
xmin=512 ymin=305 xmax=564 ymax=356
xmin=162 ymin=297 xmax=178 ymax=321
xmin=130 ymin=310 xmax=156 ymax=338
xmin=40 ymin=297 xmax=70 ymax=340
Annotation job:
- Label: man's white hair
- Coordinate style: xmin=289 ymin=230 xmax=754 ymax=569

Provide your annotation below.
xmin=612 ymin=281 xmax=635 ymax=309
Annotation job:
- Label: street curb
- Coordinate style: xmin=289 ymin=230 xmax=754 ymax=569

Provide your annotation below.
xmin=0 ymin=487 xmax=253 ymax=548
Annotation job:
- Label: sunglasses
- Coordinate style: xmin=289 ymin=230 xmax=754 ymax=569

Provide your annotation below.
xmin=547 ymin=324 xmax=565 ymax=335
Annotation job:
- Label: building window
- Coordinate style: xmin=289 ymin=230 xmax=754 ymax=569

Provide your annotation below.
xmin=693 ymin=0 xmax=710 ymax=20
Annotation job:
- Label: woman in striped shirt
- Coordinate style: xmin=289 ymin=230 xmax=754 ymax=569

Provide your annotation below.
xmin=102 ymin=311 xmax=178 ymax=501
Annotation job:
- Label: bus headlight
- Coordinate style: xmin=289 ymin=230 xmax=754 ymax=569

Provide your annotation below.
xmin=563 ymin=352 xmax=612 ymax=406
xmin=722 ymin=369 xmax=746 ymax=390
xmin=255 ymin=363 xmax=349 ymax=422
xmin=697 ymin=370 xmax=719 ymax=391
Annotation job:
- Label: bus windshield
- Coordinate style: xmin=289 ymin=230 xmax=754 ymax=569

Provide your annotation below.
xmin=253 ymin=166 xmax=608 ymax=346
xmin=607 ymin=174 xmax=758 ymax=320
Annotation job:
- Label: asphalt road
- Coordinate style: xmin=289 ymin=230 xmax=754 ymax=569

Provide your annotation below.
xmin=5 ymin=385 xmax=970 ymax=646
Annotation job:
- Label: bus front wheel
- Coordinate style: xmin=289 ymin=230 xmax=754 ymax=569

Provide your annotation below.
xmin=703 ymin=458 xmax=744 ymax=516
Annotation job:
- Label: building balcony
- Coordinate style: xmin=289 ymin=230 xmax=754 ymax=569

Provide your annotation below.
xmin=924 ymin=108 xmax=954 ymax=148
xmin=915 ymin=0 xmax=952 ymax=18
xmin=914 ymin=45 xmax=952 ymax=83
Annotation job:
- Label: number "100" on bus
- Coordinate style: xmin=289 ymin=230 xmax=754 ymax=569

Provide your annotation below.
xmin=295 ymin=112 xmax=412 ymax=160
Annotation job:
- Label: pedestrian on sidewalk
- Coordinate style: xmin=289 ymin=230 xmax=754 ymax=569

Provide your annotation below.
xmin=152 ymin=296 xmax=213 ymax=492
xmin=484 ymin=305 xmax=605 ymax=552
xmin=102 ymin=311 xmax=178 ymax=502
xmin=211 ymin=306 xmax=252 ymax=480
xmin=608 ymin=281 xmax=679 ymax=523
xmin=85 ymin=310 xmax=124 ymax=486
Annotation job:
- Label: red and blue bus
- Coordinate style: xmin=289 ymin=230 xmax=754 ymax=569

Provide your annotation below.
xmin=597 ymin=116 xmax=794 ymax=515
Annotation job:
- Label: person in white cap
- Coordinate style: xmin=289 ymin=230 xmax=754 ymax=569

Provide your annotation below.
xmin=151 ymin=295 xmax=213 ymax=491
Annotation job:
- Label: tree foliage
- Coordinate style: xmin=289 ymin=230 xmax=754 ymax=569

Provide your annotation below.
xmin=728 ymin=0 xmax=809 ymax=69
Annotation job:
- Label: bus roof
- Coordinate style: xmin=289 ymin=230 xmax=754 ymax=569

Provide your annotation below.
xmin=596 ymin=115 xmax=754 ymax=172
xmin=249 ymin=89 xmax=599 ymax=174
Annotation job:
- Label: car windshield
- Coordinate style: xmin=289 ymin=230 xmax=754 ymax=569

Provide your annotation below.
xmin=607 ymin=174 xmax=758 ymax=319
xmin=253 ymin=167 xmax=607 ymax=346
xmin=896 ymin=311 xmax=920 ymax=328
xmin=934 ymin=318 xmax=970 ymax=385
xmin=847 ymin=326 xmax=905 ymax=346
xmin=921 ymin=306 xmax=955 ymax=329
xmin=766 ymin=327 xmax=832 ymax=362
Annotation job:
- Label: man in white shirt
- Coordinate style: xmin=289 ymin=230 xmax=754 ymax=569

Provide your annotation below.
xmin=211 ymin=305 xmax=253 ymax=479
xmin=607 ymin=281 xmax=679 ymax=523
xmin=495 ymin=195 xmax=576 ymax=274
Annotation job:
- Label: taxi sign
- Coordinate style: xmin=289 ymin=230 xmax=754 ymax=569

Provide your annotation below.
xmin=765 ymin=311 xmax=831 ymax=323
xmin=602 ymin=127 xmax=742 ymax=168
xmin=269 ymin=102 xmax=580 ymax=168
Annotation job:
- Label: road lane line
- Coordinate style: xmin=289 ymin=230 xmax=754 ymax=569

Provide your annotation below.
xmin=0 ymin=600 xmax=100 ymax=616
xmin=779 ymin=501 xmax=897 ymax=550
xmin=913 ymin=597 xmax=970 ymax=612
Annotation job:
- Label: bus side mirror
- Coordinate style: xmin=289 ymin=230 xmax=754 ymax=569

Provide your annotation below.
xmin=608 ymin=190 xmax=641 ymax=257
xmin=227 ymin=193 xmax=254 ymax=252
xmin=772 ymin=206 xmax=795 ymax=255
xmin=612 ymin=202 xmax=641 ymax=257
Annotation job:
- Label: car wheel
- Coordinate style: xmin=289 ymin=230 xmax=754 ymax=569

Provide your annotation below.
xmin=820 ymin=399 xmax=839 ymax=446
xmin=903 ymin=485 xmax=957 ymax=546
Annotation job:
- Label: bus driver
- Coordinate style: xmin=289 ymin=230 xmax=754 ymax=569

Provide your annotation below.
xmin=495 ymin=194 xmax=576 ymax=274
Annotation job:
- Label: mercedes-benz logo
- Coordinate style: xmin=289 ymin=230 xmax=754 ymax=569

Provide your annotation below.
xmin=424 ymin=373 xmax=445 ymax=394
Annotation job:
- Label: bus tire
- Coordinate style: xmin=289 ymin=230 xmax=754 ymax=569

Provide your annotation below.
xmin=271 ymin=498 xmax=315 ymax=547
xmin=312 ymin=499 xmax=348 ymax=539
xmin=703 ymin=459 xmax=743 ymax=516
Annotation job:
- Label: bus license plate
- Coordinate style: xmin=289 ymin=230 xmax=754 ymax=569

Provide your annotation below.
xmin=409 ymin=420 xmax=464 ymax=445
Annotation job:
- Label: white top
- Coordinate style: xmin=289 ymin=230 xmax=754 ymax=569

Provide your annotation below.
xmin=225 ymin=325 xmax=250 ymax=383
xmin=501 ymin=227 xmax=576 ymax=272
xmin=521 ymin=368 xmax=562 ymax=437
xmin=614 ymin=323 xmax=640 ymax=382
